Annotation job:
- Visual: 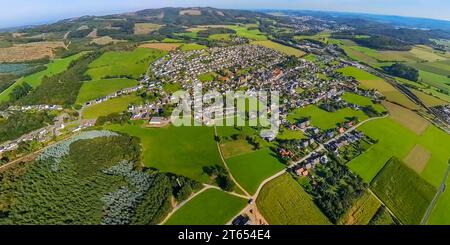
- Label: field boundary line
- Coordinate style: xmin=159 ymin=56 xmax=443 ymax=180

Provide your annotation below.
xmin=213 ymin=125 xmax=251 ymax=197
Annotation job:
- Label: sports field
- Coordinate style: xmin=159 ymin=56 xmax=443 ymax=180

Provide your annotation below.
xmin=76 ymin=78 xmax=138 ymax=104
xmin=82 ymin=95 xmax=142 ymax=119
xmin=0 ymin=52 xmax=85 ymax=102
xmin=226 ymin=148 xmax=285 ymax=194
xmin=251 ymin=40 xmax=305 ymax=57
xmin=165 ymin=188 xmax=247 ymax=225
xmin=371 ymin=158 xmax=436 ymax=224
xmin=106 ymin=123 xmax=223 ymax=183
xmin=86 ymin=48 xmax=166 ymax=80
xmin=256 ymin=173 xmax=331 ymax=225
xmin=287 ymin=104 xmax=369 ymax=130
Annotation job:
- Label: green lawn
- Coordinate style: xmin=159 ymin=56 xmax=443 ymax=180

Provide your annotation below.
xmin=348 ymin=117 xmax=450 ymax=188
xmin=371 ymin=158 xmax=436 ymax=224
xmin=257 ymin=173 xmax=331 ymax=225
xmin=277 ymin=128 xmax=307 ymax=140
xmin=0 ymin=52 xmax=85 ymax=102
xmin=220 ymin=139 xmax=254 ymax=159
xmin=105 ymin=123 xmax=223 ymax=183
xmin=86 ymin=48 xmax=166 ymax=80
xmin=179 ymin=43 xmax=207 ymax=51
xmin=198 ymin=72 xmax=217 ymax=82
xmin=226 ymin=148 xmax=285 ymax=195
xmin=82 ymin=95 xmax=142 ymax=119
xmin=76 ymin=78 xmax=138 ymax=104
xmin=287 ymin=105 xmax=369 ymax=130
xmin=164 ymin=188 xmax=247 ymax=225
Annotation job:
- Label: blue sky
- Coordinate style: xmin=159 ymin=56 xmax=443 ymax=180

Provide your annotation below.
xmin=0 ymin=0 xmax=449 ymax=28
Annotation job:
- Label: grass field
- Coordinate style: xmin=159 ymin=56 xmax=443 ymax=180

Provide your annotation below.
xmin=338 ymin=190 xmax=381 ymax=225
xmin=418 ymin=70 xmax=450 ymax=91
xmin=0 ymin=52 xmax=85 ymax=102
xmin=179 ymin=43 xmax=207 ymax=51
xmin=287 ymin=104 xmax=369 ymax=130
xmin=276 ymin=128 xmax=307 ymax=140
xmin=251 ymin=40 xmax=305 ymax=57
xmin=86 ymin=47 xmax=166 ymax=80
xmin=198 ymin=72 xmax=217 ymax=82
xmin=381 ymin=101 xmax=429 ymax=135
xmin=165 ymin=188 xmax=247 ymax=225
xmin=220 ymin=139 xmax=254 ymax=159
xmin=208 ymin=33 xmax=232 ymax=41
xmin=371 ymin=158 xmax=436 ymax=224
xmin=82 ymin=95 xmax=142 ymax=119
xmin=139 ymin=42 xmax=182 ymax=51
xmin=105 ymin=123 xmax=223 ymax=183
xmin=256 ymin=173 xmax=331 ymax=225
xmin=428 ymin=176 xmax=450 ymax=224
xmin=403 ymin=144 xmax=431 ymax=174
xmin=226 ymin=148 xmax=285 ymax=195
xmin=76 ymin=78 xmax=138 ymax=104
xmin=342 ymin=92 xmax=386 ymax=113
xmin=410 ymin=60 xmax=450 ymax=77
xmin=338 ymin=66 xmax=419 ymax=109
xmin=411 ymin=89 xmax=449 ymax=107
xmin=348 ymin=117 xmax=450 ymax=188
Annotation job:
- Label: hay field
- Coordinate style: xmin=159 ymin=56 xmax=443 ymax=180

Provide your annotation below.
xmin=381 ymin=101 xmax=429 ymax=135
xmin=0 ymin=41 xmax=65 ymax=62
xmin=403 ymin=144 xmax=431 ymax=174
xmin=139 ymin=42 xmax=182 ymax=51
xmin=133 ymin=23 xmax=161 ymax=35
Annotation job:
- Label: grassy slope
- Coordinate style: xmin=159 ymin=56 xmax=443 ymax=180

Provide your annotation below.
xmin=76 ymin=78 xmax=138 ymax=104
xmin=86 ymin=48 xmax=166 ymax=80
xmin=257 ymin=173 xmax=331 ymax=225
xmin=165 ymin=188 xmax=247 ymax=225
xmin=106 ymin=123 xmax=222 ymax=183
xmin=82 ymin=95 xmax=142 ymax=119
xmin=0 ymin=52 xmax=85 ymax=102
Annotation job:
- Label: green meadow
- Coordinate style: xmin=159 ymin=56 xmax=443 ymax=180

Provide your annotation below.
xmin=226 ymin=25 xmax=267 ymax=41
xmin=86 ymin=48 xmax=166 ymax=80
xmin=82 ymin=95 xmax=142 ymax=119
xmin=287 ymin=105 xmax=369 ymax=130
xmin=179 ymin=43 xmax=207 ymax=51
xmin=106 ymin=123 xmax=223 ymax=183
xmin=226 ymin=148 xmax=285 ymax=195
xmin=76 ymin=78 xmax=138 ymax=104
xmin=342 ymin=92 xmax=386 ymax=113
xmin=165 ymin=188 xmax=247 ymax=225
xmin=0 ymin=52 xmax=85 ymax=102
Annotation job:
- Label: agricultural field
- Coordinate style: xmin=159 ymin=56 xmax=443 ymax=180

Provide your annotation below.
xmin=287 ymin=104 xmax=369 ymax=130
xmin=337 ymin=191 xmax=381 ymax=225
xmin=418 ymin=70 xmax=450 ymax=91
xmin=348 ymin=115 xmax=450 ymax=188
xmin=369 ymin=207 xmax=397 ymax=225
xmin=411 ymin=89 xmax=448 ymax=106
xmin=338 ymin=66 xmax=419 ymax=109
xmin=256 ymin=173 xmax=331 ymax=225
xmin=179 ymin=43 xmax=207 ymax=51
xmin=410 ymin=60 xmax=450 ymax=77
xmin=133 ymin=23 xmax=161 ymax=35
xmin=105 ymin=123 xmax=223 ymax=183
xmin=0 ymin=41 xmax=65 ymax=63
xmin=76 ymin=78 xmax=139 ymax=104
xmin=381 ymin=101 xmax=429 ymax=134
xmin=139 ymin=42 xmax=182 ymax=51
xmin=370 ymin=158 xmax=436 ymax=224
xmin=82 ymin=95 xmax=142 ymax=119
xmin=251 ymin=40 xmax=305 ymax=57
xmin=428 ymin=175 xmax=450 ymax=224
xmin=294 ymin=31 xmax=331 ymax=43
xmin=220 ymin=139 xmax=254 ymax=159
xmin=165 ymin=188 xmax=247 ymax=225
xmin=208 ymin=33 xmax=232 ymax=41
xmin=86 ymin=47 xmax=166 ymax=80
xmin=0 ymin=52 xmax=86 ymax=102
xmin=226 ymin=148 xmax=285 ymax=194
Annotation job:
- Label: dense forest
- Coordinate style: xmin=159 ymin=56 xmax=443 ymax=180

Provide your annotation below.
xmin=0 ymin=131 xmax=201 ymax=224
xmin=382 ymin=63 xmax=419 ymax=82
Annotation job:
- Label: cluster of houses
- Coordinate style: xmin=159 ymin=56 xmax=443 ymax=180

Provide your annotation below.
xmin=293 ymin=152 xmax=329 ymax=177
xmin=83 ymin=85 xmax=144 ymax=107
xmin=324 ymin=130 xmax=365 ymax=155
xmin=7 ymin=104 xmax=63 ymax=112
